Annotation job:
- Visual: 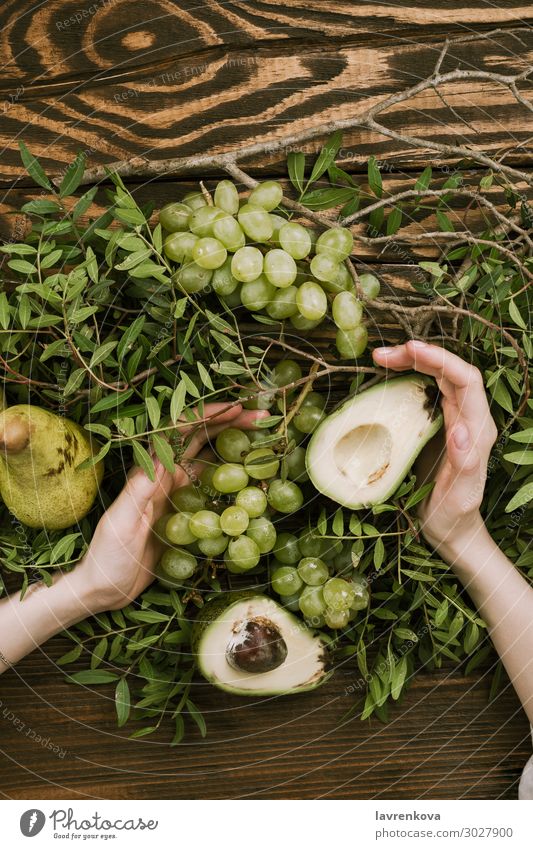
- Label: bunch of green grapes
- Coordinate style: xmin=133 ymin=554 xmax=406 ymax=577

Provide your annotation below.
xmin=270 ymin=530 xmax=370 ymax=630
xmin=153 ymin=424 xmax=309 ymax=587
xmin=159 ymin=180 xmax=380 ymax=359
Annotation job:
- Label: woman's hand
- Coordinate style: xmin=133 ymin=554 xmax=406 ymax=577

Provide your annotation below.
xmin=77 ymin=403 xmax=267 ymax=613
xmin=372 ymin=340 xmax=498 ymax=555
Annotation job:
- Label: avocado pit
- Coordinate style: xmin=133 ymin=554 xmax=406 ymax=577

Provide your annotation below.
xmin=226 ymin=616 xmax=288 ymax=674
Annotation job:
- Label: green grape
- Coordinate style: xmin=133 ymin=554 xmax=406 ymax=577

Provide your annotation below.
xmin=189 ymin=509 xmax=222 ymax=540
xmin=165 ymin=511 xmax=197 ymax=545
xmin=332 ymin=291 xmax=363 ymax=330
xmin=244 ymin=448 xmax=280 ymax=480
xmin=298 ymin=530 xmax=326 ymax=558
xmin=240 ymin=274 xmax=276 ymax=311
xmin=267 ymin=479 xmax=304 ymax=513
xmin=225 ymin=535 xmax=261 ymax=572
xmin=240 ymin=381 xmax=276 ymax=410
xmin=174 ymin=261 xmax=212 ymax=293
xmin=271 ymin=359 xmax=302 ymax=387
xmin=231 ymin=246 xmax=263 ymax=283
xmin=323 ymin=577 xmax=356 ymax=611
xmin=293 ymin=404 xmax=325 ymax=434
xmin=238 ymin=204 xmax=274 ymax=242
xmin=290 ymin=313 xmax=321 ymax=331
xmin=182 ymin=191 xmax=207 ymax=210
xmin=235 ymin=486 xmax=268 ymax=518
xmin=350 ymin=573 xmax=370 ymax=610
xmin=171 ymin=483 xmax=206 ymax=513
xmin=221 ymin=288 xmax=241 ymax=308
xmin=269 ymin=213 xmax=287 ymax=245
xmin=280 ymin=592 xmax=301 ymax=612
xmin=336 ymin=326 xmax=368 ymax=359
xmin=164 ymin=231 xmax=198 ymax=263
xmin=212 ymin=463 xmax=249 ymax=493
xmin=271 ymin=566 xmax=303 ymax=596
xmin=153 ymin=512 xmax=174 ymax=544
xmin=248 ymin=180 xmax=283 ymax=211
xmin=286 ymin=421 xmax=306 ymax=445
xmin=192 ymin=236 xmax=227 ymax=270
xmin=273 ymin=532 xmax=301 ymax=564
xmin=156 ymin=548 xmax=198 ymax=587
xmin=324 ymin=607 xmax=350 ymax=629
xmin=198 ymin=534 xmax=229 ymax=557
xmin=316 ymin=227 xmax=354 ymax=261
xmin=263 ymin=249 xmax=297 ymax=288
xmin=283 ymin=446 xmax=308 ymax=482
xmin=159 ymin=202 xmax=191 ymax=232
xmin=220 ymin=505 xmax=250 ymax=536
xmin=266 ymin=286 xmax=298 ymax=320
xmin=301 ymin=391 xmax=326 ymax=409
xmin=216 ymin=428 xmax=251 ymax=463
xmin=246 ymin=516 xmax=276 ymax=553
xmin=212 ymin=257 xmax=239 ymax=296
xmin=189 ymin=205 xmax=224 ymax=237
xmin=297 ymin=556 xmax=329 ymax=586
xmin=320 ymin=262 xmax=351 ymax=294
xmin=213 ymin=214 xmax=246 ymax=251
xmin=310 ymin=253 xmax=341 ymax=285
xmin=358 ymin=272 xmax=381 ymax=299
xmin=199 ymin=464 xmax=218 ymax=495
xmin=278 ymin=222 xmax=312 ymax=259
xmin=214 ymin=180 xmax=239 ymax=215
xmin=296 ymin=281 xmax=328 ymax=321
xmin=298 ymin=585 xmax=326 ymax=618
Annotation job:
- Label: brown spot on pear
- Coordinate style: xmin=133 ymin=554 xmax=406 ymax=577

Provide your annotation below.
xmin=0 ymin=414 xmax=31 ymax=454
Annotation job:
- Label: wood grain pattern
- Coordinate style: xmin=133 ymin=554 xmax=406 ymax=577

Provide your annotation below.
xmin=0 ymin=637 xmax=530 ymax=800
xmin=0 ymin=27 xmax=532 ymax=183
xmin=1 ymin=2 xmax=532 ymax=802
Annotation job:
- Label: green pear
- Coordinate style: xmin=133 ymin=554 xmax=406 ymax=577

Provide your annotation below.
xmin=0 ymin=405 xmax=104 ymax=530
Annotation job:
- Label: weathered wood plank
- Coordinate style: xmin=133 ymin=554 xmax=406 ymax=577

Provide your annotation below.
xmin=1 ymin=1 xmax=531 ymax=84
xmin=0 ymin=31 xmax=532 ymax=183
xmin=0 ymin=637 xmax=529 ymax=799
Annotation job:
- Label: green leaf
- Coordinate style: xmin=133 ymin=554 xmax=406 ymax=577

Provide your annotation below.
xmin=8 ymin=259 xmax=37 ymax=275
xmin=414 ymin=166 xmax=432 ymax=192
xmin=90 ymin=387 xmax=134 ymax=413
xmin=40 ymin=248 xmax=63 ymax=269
xmin=114 ymin=207 xmax=146 ymax=227
xmin=72 ymin=186 xmax=97 ymax=220
xmin=91 ymin=637 xmax=108 ymax=669
xmin=307 ymin=130 xmax=343 ymax=186
xmin=386 ymin=207 xmax=402 ymax=235
xmin=67 ymin=670 xmax=119 ymax=685
xmin=63 ymin=368 xmax=86 ymax=396
xmin=436 ymin=210 xmax=454 ymax=232
xmin=197 ymin=362 xmax=215 ymax=391
xmin=115 ymin=678 xmax=131 ymax=727
xmin=509 ymin=298 xmax=527 ymax=330
xmin=21 ymin=199 xmax=61 ymax=215
xmin=115 ymin=249 xmax=152 ymax=271
xmin=503 ymin=450 xmax=533 ymax=465
xmin=59 ymin=152 xmax=86 ymax=198
xmin=145 ymin=396 xmax=161 ymax=429
xmin=402 ymin=569 xmax=435 ymax=582
xmin=300 ymin=187 xmax=354 ymax=210
xmin=0 ymin=293 xmax=10 ymax=329
xmin=391 ymin=656 xmax=408 ymax=700
xmin=488 ymin=379 xmax=514 ymax=414
xmin=367 ymin=156 xmax=382 ymax=197
xmin=131 ymin=441 xmax=156 ymax=481
xmin=373 ymin=536 xmax=385 ymax=569
xmin=57 ymin=645 xmax=83 ymax=666
xmin=19 ymin=141 xmax=53 ymax=190
xmin=85 ymin=246 xmax=99 ymax=283
xmin=287 ymin=151 xmax=305 ymax=195
xmin=505 ymin=482 xmax=533 ymax=512
xmin=117 ymin=315 xmax=145 ymax=360
xmin=171 ymin=714 xmax=185 ymax=746
xmin=332 ymin=508 xmax=344 ymax=536
xmin=509 ymin=427 xmax=533 ymax=443
xmin=170 ymin=381 xmax=187 ymax=423
xmin=151 ymin=433 xmax=175 ymax=473
xmin=0 ymin=243 xmax=37 ymax=255
xmin=76 ymin=440 xmax=111 ymax=471
xmin=89 ymin=341 xmax=118 ymax=369
xmin=186 ymin=700 xmax=207 ymax=738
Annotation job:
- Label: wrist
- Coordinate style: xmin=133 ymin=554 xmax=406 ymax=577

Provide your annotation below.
xmin=426 ymin=514 xmax=496 ymax=570
xmin=52 ymin=567 xmax=100 ymax=625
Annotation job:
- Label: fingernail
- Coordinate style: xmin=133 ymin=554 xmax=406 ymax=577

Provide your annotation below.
xmin=453 ymin=424 xmax=471 ymax=450
xmin=373 ymin=347 xmax=395 ymax=355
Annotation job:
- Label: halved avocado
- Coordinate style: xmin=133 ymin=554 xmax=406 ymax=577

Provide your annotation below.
xmin=306 ymin=375 xmax=442 ymax=509
xmin=192 ymin=591 xmax=331 ymax=696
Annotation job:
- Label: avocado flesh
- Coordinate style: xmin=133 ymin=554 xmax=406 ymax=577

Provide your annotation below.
xmin=193 ymin=594 xmax=330 ymax=696
xmin=306 ymin=375 xmax=442 ymax=509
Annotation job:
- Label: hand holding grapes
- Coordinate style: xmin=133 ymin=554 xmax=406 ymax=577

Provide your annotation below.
xmin=77 ymin=403 xmax=268 ymax=613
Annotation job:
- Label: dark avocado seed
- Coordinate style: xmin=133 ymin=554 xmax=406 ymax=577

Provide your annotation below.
xmin=226 ymin=617 xmax=288 ymax=674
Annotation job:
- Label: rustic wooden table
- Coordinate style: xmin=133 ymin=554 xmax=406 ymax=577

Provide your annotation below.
xmin=0 ymin=1 xmax=532 ymax=800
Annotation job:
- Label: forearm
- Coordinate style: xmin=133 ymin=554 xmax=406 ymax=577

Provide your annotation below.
xmin=0 ymin=569 xmax=97 ymax=673
xmin=435 ymin=520 xmax=533 ymax=724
